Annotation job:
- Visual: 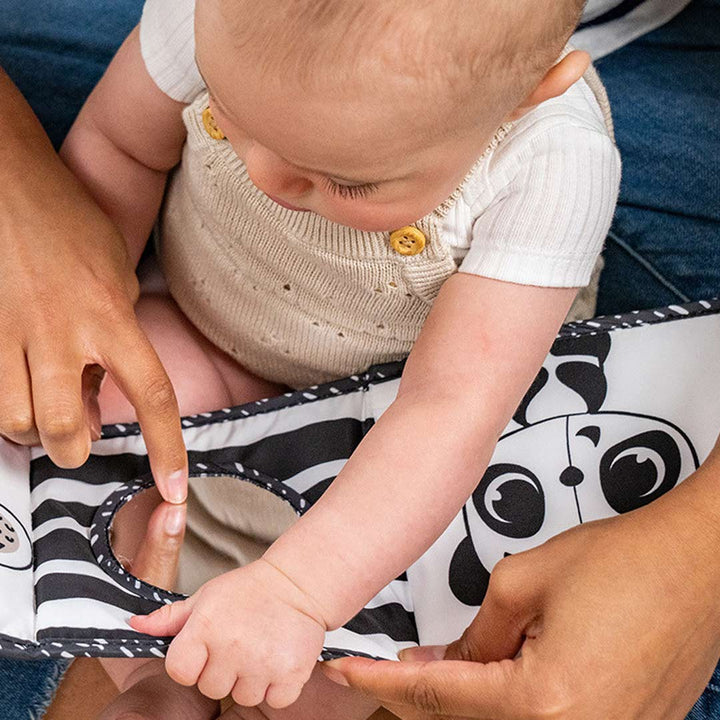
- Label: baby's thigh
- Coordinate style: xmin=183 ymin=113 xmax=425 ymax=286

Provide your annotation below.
xmin=98 ymin=292 xmax=285 ymax=424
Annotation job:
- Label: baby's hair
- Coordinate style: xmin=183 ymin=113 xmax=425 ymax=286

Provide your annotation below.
xmin=220 ymin=0 xmax=587 ymax=135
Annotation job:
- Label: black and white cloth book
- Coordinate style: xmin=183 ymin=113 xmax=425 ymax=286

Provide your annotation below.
xmin=1 ymin=298 xmax=719 ymax=661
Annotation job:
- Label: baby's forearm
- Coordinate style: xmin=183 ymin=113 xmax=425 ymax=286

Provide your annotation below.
xmin=263 ymin=391 xmax=500 ymax=629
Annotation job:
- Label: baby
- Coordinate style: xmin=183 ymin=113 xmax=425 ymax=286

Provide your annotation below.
xmin=58 ymin=0 xmax=620 ymax=717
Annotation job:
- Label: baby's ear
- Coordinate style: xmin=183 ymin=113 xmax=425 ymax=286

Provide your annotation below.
xmin=508 ymin=50 xmax=591 ymax=121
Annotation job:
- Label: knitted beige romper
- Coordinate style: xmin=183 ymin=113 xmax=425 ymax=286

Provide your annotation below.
xmin=156 ymin=65 xmax=615 ymax=591
xmin=158 ymin=68 xmax=613 ymax=392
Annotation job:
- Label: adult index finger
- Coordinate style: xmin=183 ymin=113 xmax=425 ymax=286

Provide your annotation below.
xmin=103 ymin=328 xmax=187 ymax=503
xmin=323 ymin=657 xmax=523 ymax=720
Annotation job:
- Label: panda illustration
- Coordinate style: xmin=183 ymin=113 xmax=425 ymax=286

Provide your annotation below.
xmin=449 ymin=333 xmax=699 ymax=605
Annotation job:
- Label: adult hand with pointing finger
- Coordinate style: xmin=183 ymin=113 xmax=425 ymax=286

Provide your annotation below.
xmin=0 ymin=68 xmax=187 ymax=503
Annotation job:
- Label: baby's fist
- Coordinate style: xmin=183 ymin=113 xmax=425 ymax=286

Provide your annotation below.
xmin=130 ymin=559 xmax=328 ymax=708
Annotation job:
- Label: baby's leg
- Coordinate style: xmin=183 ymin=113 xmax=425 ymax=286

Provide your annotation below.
xmin=98 ymin=291 xmax=285 ymax=423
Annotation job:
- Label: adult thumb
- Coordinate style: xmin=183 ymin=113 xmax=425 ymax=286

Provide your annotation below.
xmin=446 ymin=559 xmax=541 ymax=664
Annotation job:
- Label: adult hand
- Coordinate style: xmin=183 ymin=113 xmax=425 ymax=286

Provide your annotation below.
xmin=324 ymin=442 xmax=720 ymax=719
xmin=0 ymin=69 xmax=187 ymax=502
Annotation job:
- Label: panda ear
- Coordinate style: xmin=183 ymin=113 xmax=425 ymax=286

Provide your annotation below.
xmin=448 ymin=536 xmax=491 ymax=606
xmin=512 ymin=367 xmax=549 ymax=427
xmin=556 ymin=361 xmax=608 ymax=413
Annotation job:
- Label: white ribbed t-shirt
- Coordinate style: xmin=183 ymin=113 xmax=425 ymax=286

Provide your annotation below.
xmin=139 ymin=0 xmax=622 ymax=289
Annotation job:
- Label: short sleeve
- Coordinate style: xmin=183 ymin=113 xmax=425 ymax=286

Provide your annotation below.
xmin=459 ymin=125 xmax=621 ymax=288
xmin=139 ymin=0 xmax=204 ymax=103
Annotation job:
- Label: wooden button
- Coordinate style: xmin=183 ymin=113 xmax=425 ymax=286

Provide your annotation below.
xmin=202 ymin=107 xmax=226 ymax=140
xmin=389 ymin=227 xmax=426 ymax=256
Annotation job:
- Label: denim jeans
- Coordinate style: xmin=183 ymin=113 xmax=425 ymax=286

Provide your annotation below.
xmin=0 ymin=658 xmax=69 ymax=720
xmin=0 ymin=0 xmax=718 ymax=718
xmin=0 ymin=0 xmax=143 ymax=148
xmin=595 ymin=0 xmax=720 ymax=315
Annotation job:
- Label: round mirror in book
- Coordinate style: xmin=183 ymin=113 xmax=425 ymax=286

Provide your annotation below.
xmin=109 ymin=476 xmax=298 ymax=594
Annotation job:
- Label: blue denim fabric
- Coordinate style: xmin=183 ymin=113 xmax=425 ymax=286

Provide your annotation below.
xmin=595 ymin=0 xmax=720 ymax=315
xmin=0 ymin=658 xmax=69 ymax=720
xmin=0 ymin=0 xmax=143 ymax=148
xmin=0 ymin=4 xmax=143 ymax=718
xmin=688 ymin=662 xmax=720 ymax=720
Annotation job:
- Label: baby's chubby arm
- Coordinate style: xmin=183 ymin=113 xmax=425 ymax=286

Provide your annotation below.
xmin=60 ymin=26 xmax=187 ymax=266
xmin=133 ymin=273 xmax=576 ymax=708
xmin=265 ymin=274 xmax=578 ymax=627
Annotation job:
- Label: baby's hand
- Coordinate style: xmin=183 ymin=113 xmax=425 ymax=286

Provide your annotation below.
xmin=130 ymin=559 xmax=327 ymax=709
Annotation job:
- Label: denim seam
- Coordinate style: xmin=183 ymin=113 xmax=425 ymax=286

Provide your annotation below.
xmin=606 ymin=229 xmax=691 ymax=303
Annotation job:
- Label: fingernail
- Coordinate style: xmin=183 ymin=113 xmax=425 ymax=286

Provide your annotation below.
xmin=321 ymin=662 xmax=350 ymax=687
xmin=164 ymin=504 xmax=186 ymax=536
xmin=398 ymin=645 xmax=447 ymax=662
xmin=166 ymin=470 xmax=187 ymax=504
xmin=90 ymin=423 xmax=102 ymax=441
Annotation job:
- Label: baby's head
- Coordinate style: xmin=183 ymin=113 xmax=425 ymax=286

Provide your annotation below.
xmin=195 ymin=0 xmax=588 ymax=231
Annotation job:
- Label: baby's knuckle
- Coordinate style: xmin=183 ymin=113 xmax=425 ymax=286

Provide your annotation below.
xmin=165 ymin=659 xmax=195 ymax=686
xmin=270 ymin=652 xmax=297 ymax=675
xmin=232 ymin=682 xmax=267 ymax=707
xmin=197 ymin=679 xmax=224 ymax=700
xmin=192 ymin=609 xmax=219 ymax=639
xmin=285 ymin=654 xmax=311 ymax=676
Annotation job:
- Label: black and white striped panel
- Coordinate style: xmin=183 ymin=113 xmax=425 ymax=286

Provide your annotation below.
xmin=22 ymin=376 xmax=418 ymax=660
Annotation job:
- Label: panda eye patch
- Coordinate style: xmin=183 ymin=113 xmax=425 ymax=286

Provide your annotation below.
xmin=473 ymin=464 xmax=545 ymax=539
xmin=600 ymin=430 xmax=680 ymax=514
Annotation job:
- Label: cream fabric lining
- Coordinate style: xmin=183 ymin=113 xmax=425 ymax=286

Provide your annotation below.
xmin=176 ymin=478 xmax=298 ymax=595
